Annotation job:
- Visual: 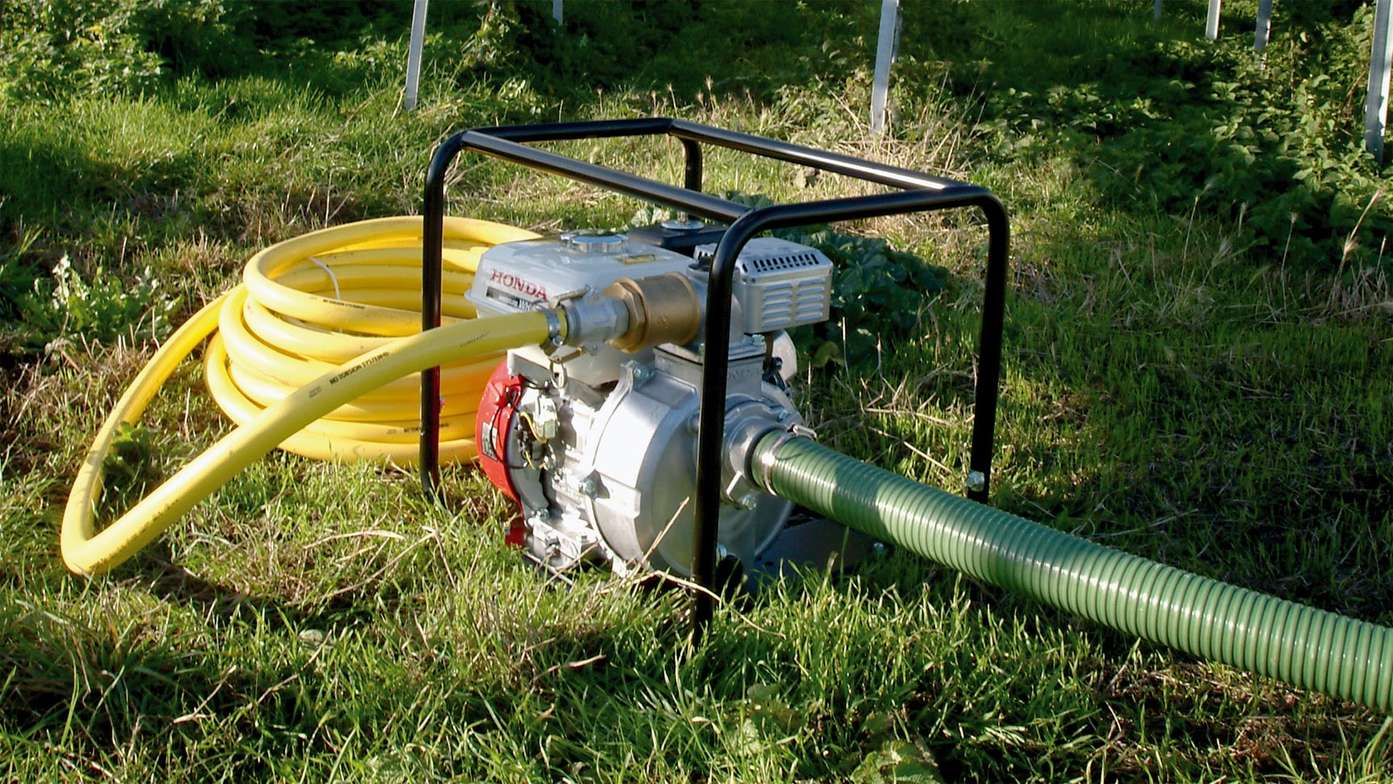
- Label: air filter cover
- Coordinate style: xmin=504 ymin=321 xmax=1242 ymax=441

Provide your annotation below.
xmin=694 ymin=237 xmax=833 ymax=333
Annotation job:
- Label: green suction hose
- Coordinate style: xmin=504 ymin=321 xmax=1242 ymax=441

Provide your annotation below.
xmin=750 ymin=433 xmax=1393 ymax=713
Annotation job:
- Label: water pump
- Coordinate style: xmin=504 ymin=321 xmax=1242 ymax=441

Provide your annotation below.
xmin=469 ymin=232 xmax=832 ymax=578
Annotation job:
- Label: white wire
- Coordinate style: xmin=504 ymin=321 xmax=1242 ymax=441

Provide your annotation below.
xmin=309 ymin=256 xmax=342 ymax=300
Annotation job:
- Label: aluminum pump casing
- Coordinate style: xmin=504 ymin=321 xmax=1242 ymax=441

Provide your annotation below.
xmin=468 ymin=232 xmax=833 ymax=577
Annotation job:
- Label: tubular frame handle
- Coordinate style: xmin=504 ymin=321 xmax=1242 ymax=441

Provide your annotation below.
xmin=418 ymin=118 xmax=1010 ymax=642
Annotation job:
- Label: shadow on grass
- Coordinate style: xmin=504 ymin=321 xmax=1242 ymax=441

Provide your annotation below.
xmin=0 ymin=132 xmax=204 ymax=237
xmin=4 ymin=2 xmax=1393 ymax=778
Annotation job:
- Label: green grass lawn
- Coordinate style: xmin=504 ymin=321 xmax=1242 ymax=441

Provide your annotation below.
xmin=3 ymin=1 xmax=1392 ymax=780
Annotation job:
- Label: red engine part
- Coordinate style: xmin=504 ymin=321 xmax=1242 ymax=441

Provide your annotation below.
xmin=475 ymin=360 xmax=524 ymax=504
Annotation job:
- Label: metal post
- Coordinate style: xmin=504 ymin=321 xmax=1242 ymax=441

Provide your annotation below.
xmin=402 ymin=0 xmax=429 ymax=111
xmin=1154 ymin=0 xmax=1162 ymax=20
xmin=1254 ymin=0 xmax=1272 ymax=51
xmin=1367 ymin=0 xmax=1393 ymax=161
xmin=552 ymin=0 xmax=562 ymax=24
xmin=1206 ymin=0 xmax=1222 ymax=40
xmin=870 ymin=0 xmax=900 ymax=136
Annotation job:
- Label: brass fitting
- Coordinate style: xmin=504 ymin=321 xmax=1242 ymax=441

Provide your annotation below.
xmin=603 ymin=273 xmax=702 ymax=352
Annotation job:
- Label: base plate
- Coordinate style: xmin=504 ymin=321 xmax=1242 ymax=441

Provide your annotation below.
xmin=744 ymin=510 xmax=879 ymax=587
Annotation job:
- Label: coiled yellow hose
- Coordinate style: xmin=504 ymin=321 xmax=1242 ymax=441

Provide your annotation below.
xmin=62 ymin=216 xmax=544 ymax=575
xmin=208 ymin=216 xmax=537 ymax=463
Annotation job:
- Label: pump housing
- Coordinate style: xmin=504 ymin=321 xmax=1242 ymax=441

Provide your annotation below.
xmin=468 ymin=230 xmax=837 ymax=578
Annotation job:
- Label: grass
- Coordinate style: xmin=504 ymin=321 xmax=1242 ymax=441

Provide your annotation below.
xmin=2 ymin=0 xmax=1392 ymax=780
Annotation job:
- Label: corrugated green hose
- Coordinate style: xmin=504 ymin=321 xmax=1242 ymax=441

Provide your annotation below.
xmin=750 ymin=433 xmax=1393 ymax=713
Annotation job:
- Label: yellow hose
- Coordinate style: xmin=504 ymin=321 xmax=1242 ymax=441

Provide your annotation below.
xmin=61 ymin=217 xmax=545 ymax=575
xmin=212 ymin=216 xmax=536 ymax=462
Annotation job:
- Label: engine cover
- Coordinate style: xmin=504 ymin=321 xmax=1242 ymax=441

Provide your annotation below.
xmin=475 ymin=361 xmax=523 ymax=503
xmin=467 ymin=233 xmax=696 ymax=389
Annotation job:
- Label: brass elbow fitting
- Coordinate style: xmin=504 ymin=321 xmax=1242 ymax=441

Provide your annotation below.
xmin=603 ymin=273 xmax=702 ymax=352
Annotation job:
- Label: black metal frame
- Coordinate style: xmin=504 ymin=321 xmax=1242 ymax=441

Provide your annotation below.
xmin=419 ymin=118 xmax=1009 ymax=638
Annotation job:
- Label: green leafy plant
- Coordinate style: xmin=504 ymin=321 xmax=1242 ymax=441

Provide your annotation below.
xmin=0 ymin=0 xmax=275 ymax=101
xmin=42 ymin=256 xmax=176 ymax=344
xmin=971 ymin=7 xmax=1391 ymax=275
xmin=721 ymin=194 xmax=947 ymax=369
xmin=0 ymin=251 xmax=177 ymax=354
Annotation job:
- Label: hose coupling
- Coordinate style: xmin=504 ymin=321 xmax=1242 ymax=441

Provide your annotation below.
xmin=557 ymin=292 xmax=627 ymax=348
xmin=603 ymin=273 xmax=702 ymax=352
xmin=534 ymin=306 xmax=566 ymax=347
xmin=753 ymin=425 xmax=816 ymax=494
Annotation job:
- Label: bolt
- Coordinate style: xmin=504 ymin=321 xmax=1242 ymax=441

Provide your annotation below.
xmin=737 ymin=492 xmax=759 ymax=510
xmin=966 ymin=470 xmax=986 ymax=493
xmin=871 ymin=541 xmax=889 ymax=559
xmin=627 ymin=362 xmax=653 ymax=386
xmin=578 ymin=477 xmax=597 ymax=497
